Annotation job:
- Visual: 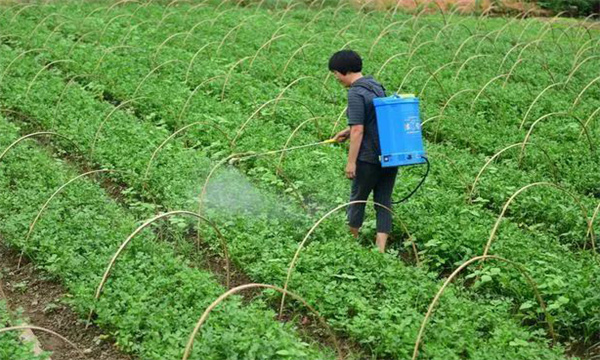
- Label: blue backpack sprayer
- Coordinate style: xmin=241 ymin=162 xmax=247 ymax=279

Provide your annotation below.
xmin=372 ymin=93 xmax=430 ymax=204
xmin=346 ymin=80 xmax=429 ymax=203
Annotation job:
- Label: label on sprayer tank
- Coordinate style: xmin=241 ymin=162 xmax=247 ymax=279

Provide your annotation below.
xmin=403 ymin=116 xmax=421 ymax=134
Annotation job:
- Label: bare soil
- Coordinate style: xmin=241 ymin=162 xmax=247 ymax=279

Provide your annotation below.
xmin=0 ymin=242 xmax=134 ymax=360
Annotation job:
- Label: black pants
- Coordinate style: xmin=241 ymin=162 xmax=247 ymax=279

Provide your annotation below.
xmin=348 ymin=160 xmax=398 ymax=234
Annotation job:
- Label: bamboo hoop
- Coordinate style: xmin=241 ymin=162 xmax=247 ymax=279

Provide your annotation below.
xmin=105 ymin=0 xmax=137 ymax=13
xmin=465 ymin=142 xmax=562 ymax=201
xmin=25 ymin=60 xmax=74 ymax=100
xmin=0 ymin=132 xmax=79 ymax=165
xmin=185 ymin=42 xmax=217 ymax=84
xmin=519 ymin=112 xmax=594 ymax=165
xmin=420 ymin=61 xmax=457 ymax=97
xmin=572 ymin=74 xmax=600 ymax=110
xmin=155 ymin=12 xmax=178 ymax=33
xmin=1 ymin=3 xmax=25 ymax=20
xmin=280 ymin=43 xmax=314 ymax=78
xmin=411 ymin=254 xmax=555 ymax=360
xmin=397 ymin=65 xmax=425 ymax=94
xmin=43 ymin=21 xmax=68 ymax=48
xmin=482 ymin=182 xmax=595 ymax=258
xmin=376 ymin=51 xmax=408 ymax=78
xmin=279 ymin=200 xmax=418 ymax=316
xmin=587 ymin=202 xmax=600 ymax=245
xmin=90 ymin=97 xmax=147 ymax=157
xmin=151 ymin=32 xmax=187 ymax=64
xmin=215 ymin=19 xmax=252 ymax=56
xmin=248 ymin=34 xmax=288 ymax=70
xmin=580 ymin=107 xmax=600 ymax=138
xmin=67 ymin=31 xmax=97 ymax=57
xmin=368 ymin=19 xmax=410 ymax=58
xmin=502 ymin=58 xmax=524 ymax=88
xmin=132 ymin=59 xmax=183 ymax=98
xmin=184 ymin=19 xmax=212 ymax=44
xmin=453 ymin=54 xmax=491 ymax=82
xmin=0 ymin=325 xmax=84 ymax=357
xmin=8 ymin=3 xmax=37 ymax=23
xmin=0 ymin=48 xmax=47 ymax=86
xmin=470 ymin=73 xmax=508 ymax=111
xmin=119 ymin=19 xmax=152 ymax=46
xmin=82 ymin=4 xmax=107 ymax=22
xmin=276 ymin=116 xmax=324 ymax=173
xmin=27 ymin=13 xmax=64 ymax=43
xmin=406 ymin=40 xmax=435 ymax=66
xmin=452 ymin=34 xmax=485 ymax=62
xmin=565 ymin=55 xmax=600 ymax=87
xmin=278 ymin=2 xmax=302 ymax=22
xmin=98 ymin=14 xmax=135 ymax=44
xmin=182 ymin=283 xmax=343 ymax=360
xmin=498 ymin=42 xmax=524 ymax=72
xmin=178 ymin=76 xmax=225 ymax=122
xmin=233 ymin=98 xmax=315 ymax=146
xmin=330 ymin=106 xmax=348 ymax=137
xmin=519 ymin=82 xmax=562 ymax=129
xmin=53 ymin=73 xmax=98 ymax=123
xmin=143 ymin=121 xmax=232 ymax=183
xmin=19 ymin=169 xmax=117 ymax=267
xmin=89 ymin=211 xmax=231 ymax=324
xmin=221 ymin=56 xmax=250 ymax=101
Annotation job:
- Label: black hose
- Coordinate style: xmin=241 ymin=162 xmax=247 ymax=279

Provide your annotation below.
xmin=392 ymin=156 xmax=430 ymax=205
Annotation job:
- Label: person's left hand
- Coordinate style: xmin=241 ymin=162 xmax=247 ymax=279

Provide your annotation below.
xmin=345 ymin=162 xmax=356 ymax=179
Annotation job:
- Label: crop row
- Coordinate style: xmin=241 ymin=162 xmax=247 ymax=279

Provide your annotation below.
xmin=1 ymin=1 xmax=598 ymax=357
xmin=0 ymin=32 xmax=569 ymax=360
xmin=0 ymin=10 xmax=596 ymax=360
xmin=9 ymin=0 xmax=598 ymax=323
xmin=9 ymin=0 xmax=599 ymax=248
xmin=0 ymin=113 xmax=335 ymax=359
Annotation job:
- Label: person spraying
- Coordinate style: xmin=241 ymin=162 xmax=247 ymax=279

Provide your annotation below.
xmin=330 ymin=50 xmax=397 ymax=253
xmin=231 ymin=50 xmax=427 ymax=254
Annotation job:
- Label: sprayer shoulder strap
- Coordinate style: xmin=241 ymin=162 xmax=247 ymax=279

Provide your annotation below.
xmin=352 ymin=82 xmax=387 ymax=97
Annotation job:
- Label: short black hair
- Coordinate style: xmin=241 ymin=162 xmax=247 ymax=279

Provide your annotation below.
xmin=328 ymin=50 xmax=362 ymax=75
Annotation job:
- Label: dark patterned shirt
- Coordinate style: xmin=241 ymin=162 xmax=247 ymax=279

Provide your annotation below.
xmin=347 ymin=75 xmax=386 ymax=164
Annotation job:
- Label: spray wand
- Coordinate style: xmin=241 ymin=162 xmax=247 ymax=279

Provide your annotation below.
xmin=228 ymin=139 xmax=336 ymax=165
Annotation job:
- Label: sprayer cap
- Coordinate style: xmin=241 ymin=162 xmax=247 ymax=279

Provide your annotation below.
xmin=373 ymin=94 xmax=419 ymax=106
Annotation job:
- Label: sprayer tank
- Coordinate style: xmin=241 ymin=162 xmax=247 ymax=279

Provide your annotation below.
xmin=373 ymin=94 xmax=426 ymax=167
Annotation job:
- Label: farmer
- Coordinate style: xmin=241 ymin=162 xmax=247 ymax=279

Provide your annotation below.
xmin=330 ymin=49 xmax=398 ymax=253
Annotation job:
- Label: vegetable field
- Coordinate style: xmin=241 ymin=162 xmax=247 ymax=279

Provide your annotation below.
xmin=0 ymin=0 xmax=599 ymax=359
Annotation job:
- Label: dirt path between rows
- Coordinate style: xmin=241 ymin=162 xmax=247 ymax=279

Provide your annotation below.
xmin=0 ymin=242 xmax=134 ymax=360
